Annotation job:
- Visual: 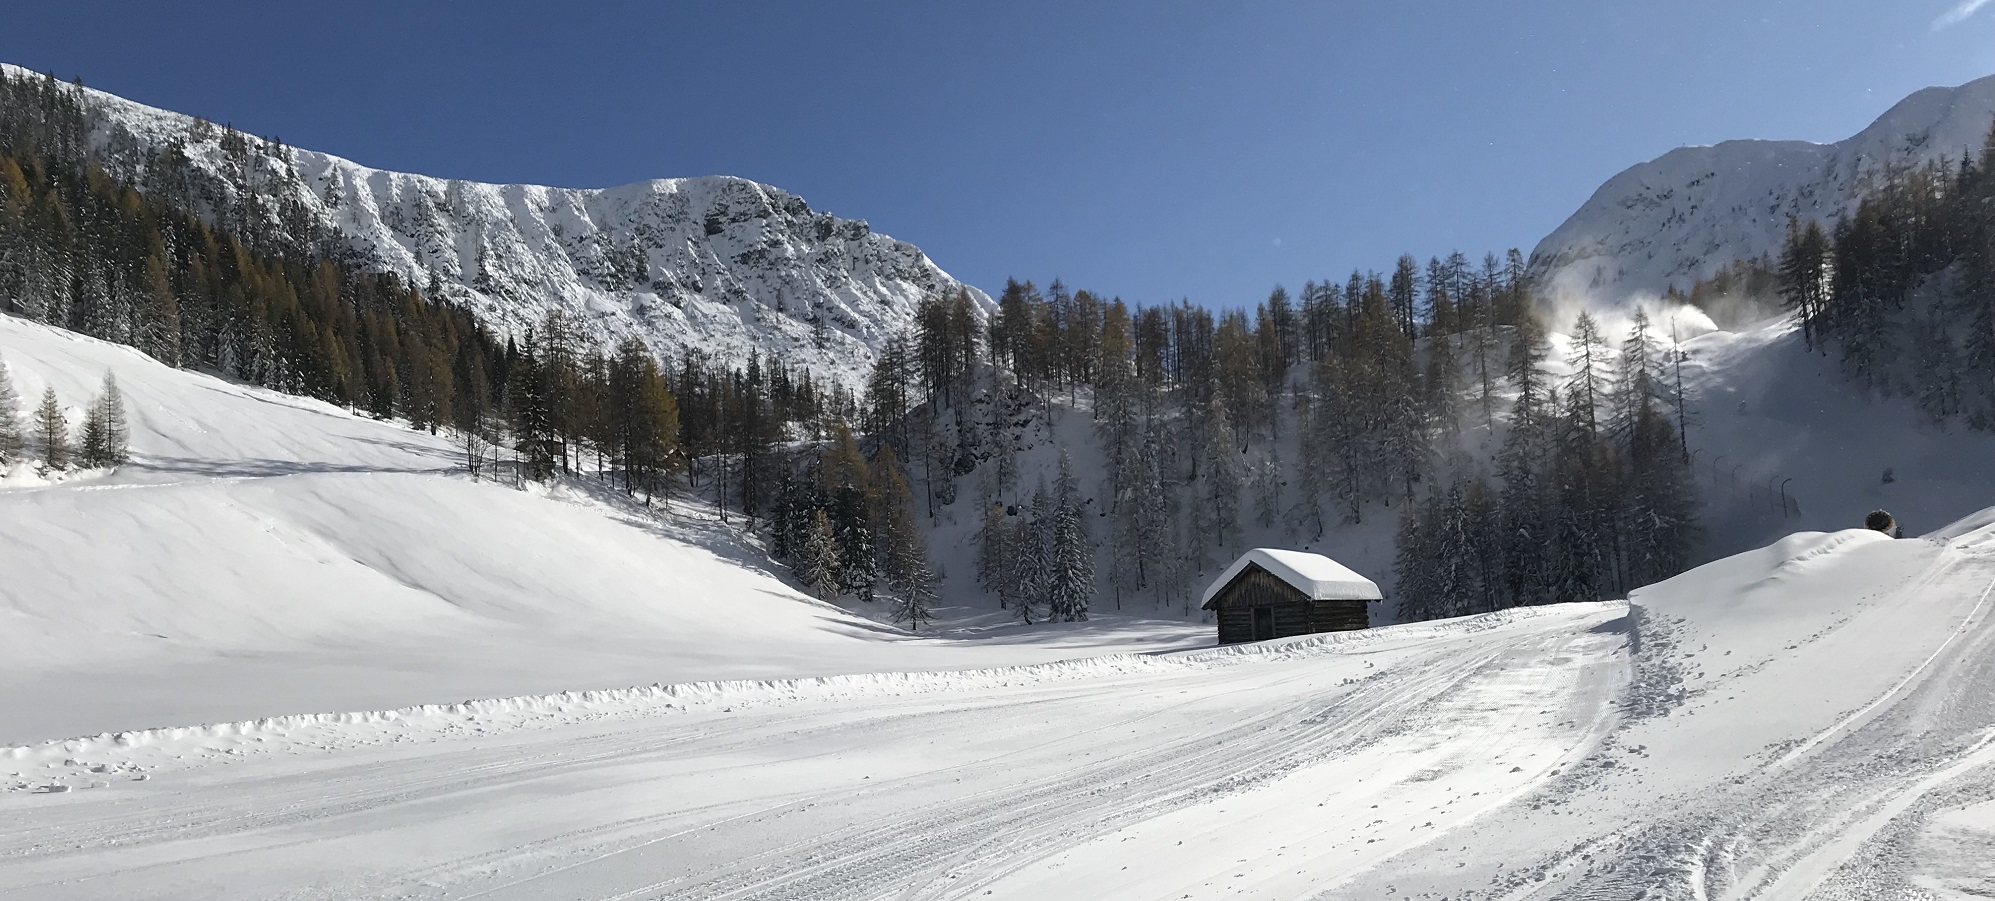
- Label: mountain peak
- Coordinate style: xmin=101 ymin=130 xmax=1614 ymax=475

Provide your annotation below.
xmin=0 ymin=61 xmax=987 ymax=391
xmin=1529 ymin=73 xmax=1995 ymax=306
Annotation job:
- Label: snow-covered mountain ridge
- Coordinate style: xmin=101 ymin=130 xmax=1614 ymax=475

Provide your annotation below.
xmin=2 ymin=63 xmax=987 ymax=390
xmin=1530 ymin=73 xmax=1995 ymax=305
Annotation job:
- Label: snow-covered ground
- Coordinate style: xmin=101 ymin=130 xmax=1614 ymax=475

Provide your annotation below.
xmin=8 ymin=520 xmax=1994 ymax=899
xmin=7 ymin=311 xmax=1995 ymax=898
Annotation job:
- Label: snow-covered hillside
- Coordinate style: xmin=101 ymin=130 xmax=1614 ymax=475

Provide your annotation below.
xmin=0 ymin=63 xmax=988 ymax=390
xmin=1530 ymin=74 xmax=1995 ymax=305
xmin=0 ymin=313 xmax=1199 ymax=744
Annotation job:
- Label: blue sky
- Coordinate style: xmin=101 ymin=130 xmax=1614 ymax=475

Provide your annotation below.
xmin=7 ymin=1 xmax=1995 ymax=308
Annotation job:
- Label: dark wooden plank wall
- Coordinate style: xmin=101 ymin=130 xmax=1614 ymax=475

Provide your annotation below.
xmin=1208 ymin=566 xmax=1310 ymax=609
xmin=1216 ymin=601 xmax=1370 ymax=643
xmin=1270 ymin=601 xmax=1313 ymax=636
xmin=1309 ymin=600 xmax=1370 ymax=632
xmin=1217 ymin=608 xmax=1255 ymax=644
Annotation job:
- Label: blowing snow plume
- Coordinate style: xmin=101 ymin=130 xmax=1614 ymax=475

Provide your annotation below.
xmin=1935 ymin=0 xmax=1994 ymax=29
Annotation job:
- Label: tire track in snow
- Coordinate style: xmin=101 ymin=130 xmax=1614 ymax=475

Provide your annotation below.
xmin=583 ymin=614 xmax=1613 ymax=901
xmin=0 ymin=604 xmax=1621 ymax=900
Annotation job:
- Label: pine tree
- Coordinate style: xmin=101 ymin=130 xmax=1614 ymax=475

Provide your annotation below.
xmin=1119 ymin=440 xmax=1171 ymax=601
xmin=34 ymin=385 xmax=67 ymax=469
xmin=79 ymin=389 xmax=107 ymax=466
xmin=1250 ymin=451 xmax=1282 ymax=529
xmin=1777 ymin=217 xmax=1832 ymax=350
xmin=1048 ymin=450 xmax=1093 ymax=621
xmin=1012 ymin=479 xmax=1051 ymax=624
xmin=78 ymin=371 xmax=130 ymax=467
xmin=1214 ymin=312 xmax=1269 ymax=443
xmin=507 ymin=332 xmax=559 ymax=481
xmin=1464 ymin=310 xmax=1499 ymax=429
xmin=1430 ymin=480 xmax=1475 ymax=618
xmin=0 ymin=354 xmax=23 ymax=463
xmin=1496 ymin=391 xmax=1549 ymax=606
xmin=1914 ymin=314 xmax=1963 ymax=423
xmin=1424 ymin=331 xmax=1463 ymax=444
xmin=608 ymin=341 xmax=683 ymax=498
xmin=799 ymin=508 xmax=842 ymax=600
xmin=1193 ymin=393 xmax=1243 ymax=561
xmin=978 ymin=501 xmax=1015 ymax=604
xmin=821 ymin=421 xmax=878 ymax=601
xmin=769 ymin=465 xmax=807 ymax=561
xmin=1462 ymin=479 xmax=1501 ymax=614
xmin=875 ymin=445 xmax=937 ymax=630
xmin=1310 ymin=354 xmax=1366 ymax=525
xmin=1564 ymin=312 xmax=1610 ymax=443
xmin=1505 ymin=309 xmax=1551 ymax=425
xmin=1623 ymin=403 xmax=1697 ymax=587
xmin=1392 ymin=500 xmax=1434 ymax=621
xmin=1095 ymin=298 xmax=1140 ymax=508
xmin=1610 ymin=309 xmax=1665 ymax=442
xmin=1388 ymin=254 xmax=1421 ymax=338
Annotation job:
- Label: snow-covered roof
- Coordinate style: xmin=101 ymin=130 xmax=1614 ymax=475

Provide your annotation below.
xmin=1200 ymin=548 xmax=1382 ymax=608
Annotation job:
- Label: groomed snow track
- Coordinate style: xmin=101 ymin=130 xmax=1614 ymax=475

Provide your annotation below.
xmin=0 ymin=604 xmax=1628 ymax=900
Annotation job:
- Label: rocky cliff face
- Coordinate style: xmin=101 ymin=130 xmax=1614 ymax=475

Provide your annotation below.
xmin=13 ymin=63 xmax=986 ymax=389
xmin=1529 ymin=74 xmax=1995 ymax=305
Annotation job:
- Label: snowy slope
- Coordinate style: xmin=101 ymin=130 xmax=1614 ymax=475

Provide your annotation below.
xmin=1530 ymin=74 xmax=1995 ymax=305
xmin=7 ymin=511 xmax=1994 ymax=897
xmin=0 ymin=313 xmax=1200 ymax=744
xmin=1546 ymin=304 xmax=1995 ymax=559
xmin=1673 ymin=313 xmax=1995 ymax=552
xmin=1342 ymin=517 xmax=1995 ymax=899
xmin=0 ymin=62 xmax=989 ymax=390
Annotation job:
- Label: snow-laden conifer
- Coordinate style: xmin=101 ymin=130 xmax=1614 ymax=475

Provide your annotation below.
xmin=1047 ymin=451 xmax=1092 ymax=621
xmin=0 ymin=354 xmax=23 ymax=463
xmin=977 ymin=500 xmax=1014 ymax=605
xmin=875 ymin=445 xmax=937 ymax=630
xmin=799 ymin=509 xmax=842 ymax=601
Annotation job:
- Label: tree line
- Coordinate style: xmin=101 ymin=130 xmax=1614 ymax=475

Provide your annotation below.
xmin=765 ymin=419 xmax=939 ymax=628
xmin=1393 ymin=309 xmax=1696 ymax=619
xmin=829 ymin=244 xmax=1700 ymax=623
xmin=1777 ymin=121 xmax=1995 ymax=427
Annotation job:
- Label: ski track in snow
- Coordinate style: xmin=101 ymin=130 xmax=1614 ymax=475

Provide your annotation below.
xmin=1355 ymin=533 xmax=1995 ymax=901
xmin=0 ymin=603 xmax=1629 ymax=900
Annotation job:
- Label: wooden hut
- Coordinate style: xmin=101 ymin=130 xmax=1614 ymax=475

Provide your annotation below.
xmin=1201 ymin=548 xmax=1381 ymax=644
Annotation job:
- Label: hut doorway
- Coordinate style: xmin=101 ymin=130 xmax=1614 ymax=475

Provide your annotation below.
xmin=1252 ymin=606 xmax=1275 ymax=641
